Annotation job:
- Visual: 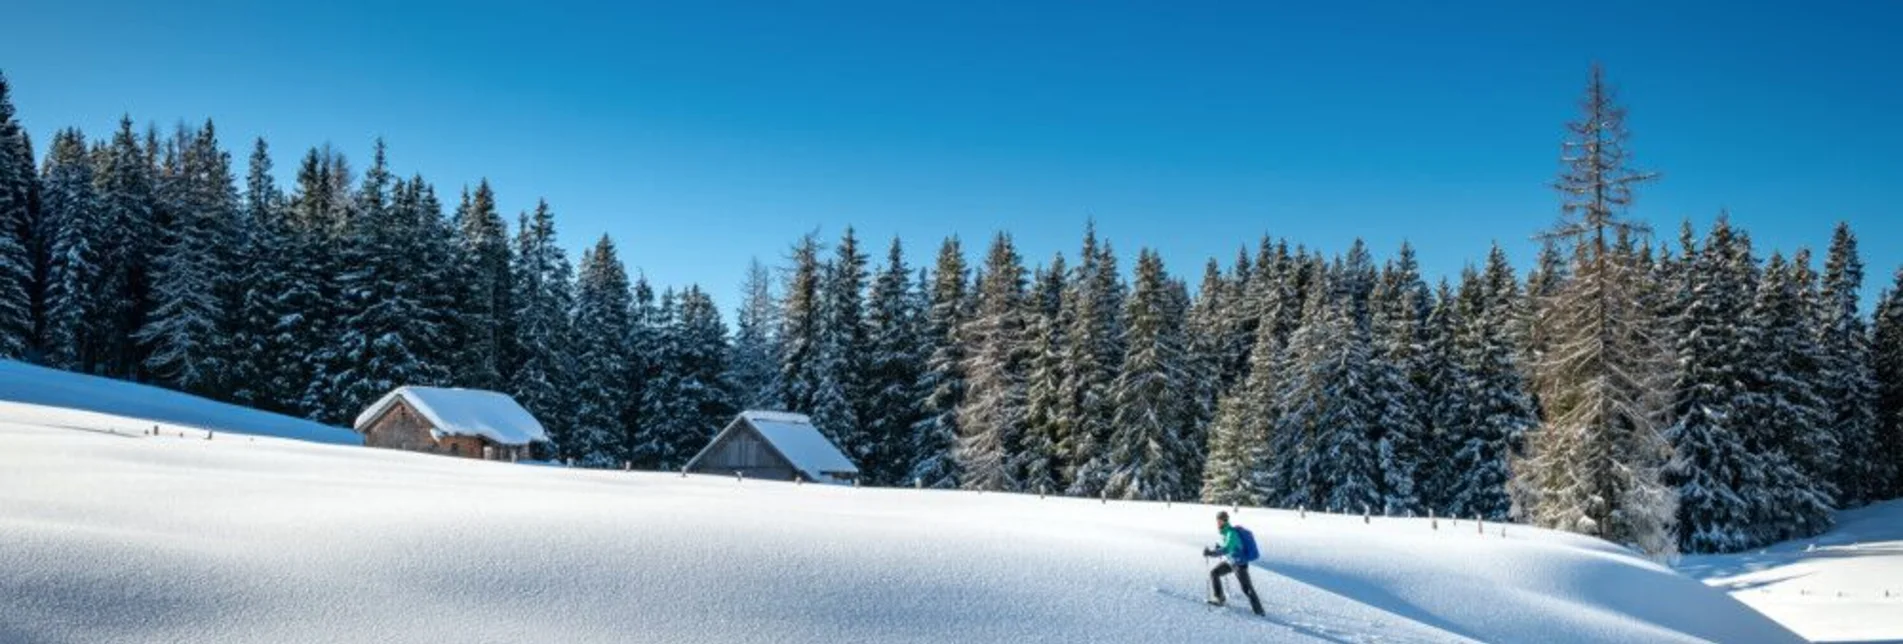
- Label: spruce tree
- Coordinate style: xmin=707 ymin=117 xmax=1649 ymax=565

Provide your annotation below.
xmin=811 ymin=227 xmax=870 ymax=461
xmin=1369 ymin=243 xmax=1429 ymax=515
xmin=778 ymin=233 xmax=824 ymax=413
xmin=1101 ymin=250 xmax=1195 ymax=501
xmin=1818 ymin=223 xmax=1880 ymax=506
xmin=509 ymin=200 xmax=576 ymax=455
xmin=37 ymin=129 xmax=100 ymax=371
xmin=569 ymin=236 xmax=635 ymax=467
xmin=138 ymin=122 xmax=237 ymax=395
xmin=0 ymin=72 xmax=33 ymax=358
xmin=1517 ymin=65 xmax=1676 ymax=556
xmin=728 ymin=258 xmax=781 ymax=410
xmin=956 ymin=232 xmax=1029 ymax=492
xmin=1017 ymin=254 xmax=1067 ymax=495
xmin=1444 ymin=246 xmax=1537 ymax=521
xmin=863 ymin=238 xmax=926 ymax=485
xmin=1061 ymin=223 xmax=1127 ymax=496
xmin=911 ymin=237 xmax=968 ymax=488
xmin=1662 ymin=218 xmax=1761 ymax=553
xmin=1871 ymin=267 xmax=1903 ymax=501
xmin=451 ymin=180 xmax=511 ymax=390
xmin=1744 ymin=251 xmax=1835 ymax=540
xmin=93 ymin=117 xmax=159 ymax=377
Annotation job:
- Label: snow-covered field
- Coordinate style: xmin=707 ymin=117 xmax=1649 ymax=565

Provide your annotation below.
xmin=0 ymin=365 xmax=1811 ymax=643
xmin=0 ymin=360 xmax=359 ymax=445
xmin=1680 ymin=499 xmax=1903 ymax=643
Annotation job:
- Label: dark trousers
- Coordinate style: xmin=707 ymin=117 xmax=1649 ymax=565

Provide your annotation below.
xmin=1210 ymin=561 xmax=1264 ymax=615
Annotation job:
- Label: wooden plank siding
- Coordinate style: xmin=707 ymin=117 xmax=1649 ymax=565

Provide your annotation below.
xmin=358 ymin=399 xmax=525 ymax=461
xmin=688 ymin=423 xmax=798 ymax=480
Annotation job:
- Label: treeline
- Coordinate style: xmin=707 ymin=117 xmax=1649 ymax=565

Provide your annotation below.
xmin=2 ymin=69 xmax=1901 ymax=555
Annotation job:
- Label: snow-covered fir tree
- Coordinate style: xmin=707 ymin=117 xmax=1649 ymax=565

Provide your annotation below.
xmin=1818 ymin=223 xmax=1881 ymax=506
xmin=1369 ymin=243 xmax=1429 ymax=515
xmin=137 ymin=122 xmax=237 ymax=395
xmin=1663 ymin=217 xmax=1765 ymax=554
xmin=727 ymin=258 xmax=781 ymax=410
xmin=1517 ymin=65 xmax=1677 ymax=557
xmin=1742 ymin=250 xmax=1835 ymax=542
xmin=92 ymin=117 xmax=159 ymax=378
xmin=810 ymin=227 xmax=870 ymax=462
xmin=642 ymin=286 xmax=732 ymax=470
xmin=509 ymin=199 xmax=575 ymax=455
xmin=1061 ymin=223 xmax=1127 ymax=496
xmin=36 ymin=129 xmax=100 ymax=371
xmin=450 ymin=180 xmax=511 ymax=391
xmin=1871 ymin=267 xmax=1903 ymax=501
xmin=778 ymin=233 xmax=824 ymax=413
xmin=1443 ymin=246 xmax=1537 ymax=521
xmin=956 ymin=232 xmax=1029 ymax=492
xmin=1416 ymin=278 xmax=1466 ymax=515
xmin=625 ymin=276 xmax=662 ymax=466
xmin=862 ymin=238 xmax=926 ymax=485
xmin=568 ymin=235 xmax=634 ymax=467
xmin=910 ymin=236 xmax=968 ymax=488
xmin=1099 ymin=250 xmax=1195 ymax=501
xmin=1016 ymin=254 xmax=1067 ymax=495
xmin=0 ymin=72 xmax=33 ymax=359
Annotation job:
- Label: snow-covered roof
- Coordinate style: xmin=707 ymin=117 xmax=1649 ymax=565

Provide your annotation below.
xmin=354 ymin=386 xmax=548 ymax=445
xmin=691 ymin=411 xmax=859 ymax=483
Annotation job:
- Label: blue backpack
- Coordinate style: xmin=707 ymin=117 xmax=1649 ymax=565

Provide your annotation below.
xmin=1234 ymin=526 xmax=1261 ymax=563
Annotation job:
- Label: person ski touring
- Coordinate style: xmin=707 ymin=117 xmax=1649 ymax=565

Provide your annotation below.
xmin=1202 ymin=510 xmax=1264 ymax=616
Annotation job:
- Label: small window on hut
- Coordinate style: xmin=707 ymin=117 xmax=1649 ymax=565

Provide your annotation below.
xmin=450 ymin=443 xmax=461 ymax=455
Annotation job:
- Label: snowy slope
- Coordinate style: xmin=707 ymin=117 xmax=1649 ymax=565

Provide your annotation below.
xmin=0 ymin=406 xmax=1802 ymax=644
xmin=1679 ymin=499 xmax=1903 ymax=643
xmin=0 ymin=359 xmax=359 ymax=445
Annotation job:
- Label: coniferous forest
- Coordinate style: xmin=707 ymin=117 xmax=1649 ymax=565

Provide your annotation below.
xmin=2 ymin=66 xmax=1900 ymax=557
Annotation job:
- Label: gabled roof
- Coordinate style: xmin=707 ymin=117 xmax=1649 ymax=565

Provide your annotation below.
xmin=689 ymin=411 xmax=859 ymax=483
xmin=354 ymin=386 xmax=548 ymax=445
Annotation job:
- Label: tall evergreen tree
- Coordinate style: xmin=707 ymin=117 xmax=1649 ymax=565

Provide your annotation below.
xmin=811 ymin=227 xmax=870 ymax=461
xmin=0 ymin=72 xmax=33 ymax=358
xmin=910 ymin=237 xmax=968 ymax=488
xmin=1663 ymin=218 xmax=1762 ymax=553
xmin=1101 ymin=250 xmax=1196 ymax=501
xmin=956 ymin=232 xmax=1029 ymax=492
xmin=778 ymin=234 xmax=824 ymax=413
xmin=863 ymin=238 xmax=926 ymax=485
xmin=138 ymin=122 xmax=237 ymax=395
xmin=1518 ymin=65 xmax=1676 ymax=557
xmin=569 ymin=235 xmax=634 ymax=467
xmin=728 ymin=258 xmax=781 ymax=410
xmin=92 ymin=117 xmax=159 ymax=377
xmin=1744 ymin=251 xmax=1835 ymax=540
xmin=1061 ymin=224 xmax=1127 ymax=496
xmin=1017 ymin=254 xmax=1067 ymax=494
xmin=451 ymin=180 xmax=511 ymax=390
xmin=1818 ymin=223 xmax=1880 ymax=506
xmin=37 ymin=129 xmax=101 ymax=371
xmin=509 ymin=199 xmax=575 ymax=455
xmin=1873 ymin=267 xmax=1903 ymax=500
xmin=1444 ymin=246 xmax=1537 ymax=521
xmin=1369 ymin=243 xmax=1429 ymax=515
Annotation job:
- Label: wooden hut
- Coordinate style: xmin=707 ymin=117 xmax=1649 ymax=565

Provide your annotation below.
xmin=684 ymin=411 xmax=859 ymax=484
xmin=353 ymin=386 xmax=547 ymax=461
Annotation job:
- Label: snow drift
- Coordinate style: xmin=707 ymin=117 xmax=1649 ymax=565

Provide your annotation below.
xmin=0 ymin=403 xmax=1801 ymax=643
xmin=0 ymin=359 xmax=359 ymax=445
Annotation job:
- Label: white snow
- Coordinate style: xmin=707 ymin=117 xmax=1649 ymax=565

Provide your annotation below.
xmin=354 ymin=386 xmax=548 ymax=445
xmin=720 ymin=410 xmax=858 ymax=483
xmin=0 ymin=359 xmax=359 ymax=445
xmin=1679 ymin=498 xmax=1903 ymax=643
xmin=0 ymin=398 xmax=1808 ymax=643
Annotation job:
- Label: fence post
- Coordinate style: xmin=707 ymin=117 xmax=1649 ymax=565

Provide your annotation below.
xmin=915 ymin=477 xmax=923 ymax=489
xmin=1430 ymin=509 xmax=1438 ymax=531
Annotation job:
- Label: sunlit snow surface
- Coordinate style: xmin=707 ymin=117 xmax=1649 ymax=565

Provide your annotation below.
xmin=1680 ymin=498 xmax=1903 ymax=643
xmin=0 ymin=365 xmax=1808 ymax=642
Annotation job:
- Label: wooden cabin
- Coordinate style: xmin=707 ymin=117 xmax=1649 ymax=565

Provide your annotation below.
xmin=684 ymin=411 xmax=859 ymax=484
xmin=354 ymin=387 xmax=547 ymax=461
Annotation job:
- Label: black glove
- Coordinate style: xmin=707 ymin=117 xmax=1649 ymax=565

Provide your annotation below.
xmin=1202 ymin=547 xmax=1219 ymax=558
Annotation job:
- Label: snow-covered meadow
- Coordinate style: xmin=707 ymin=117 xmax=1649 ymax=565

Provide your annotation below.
xmin=0 ymin=381 xmax=1805 ymax=643
xmin=1679 ymin=499 xmax=1903 ymax=643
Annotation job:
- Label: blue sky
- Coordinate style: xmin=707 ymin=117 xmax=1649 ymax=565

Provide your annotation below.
xmin=5 ymin=1 xmax=1901 ymax=310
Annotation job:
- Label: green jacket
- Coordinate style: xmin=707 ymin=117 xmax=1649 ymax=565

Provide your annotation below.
xmin=1215 ymin=526 xmax=1244 ymax=563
